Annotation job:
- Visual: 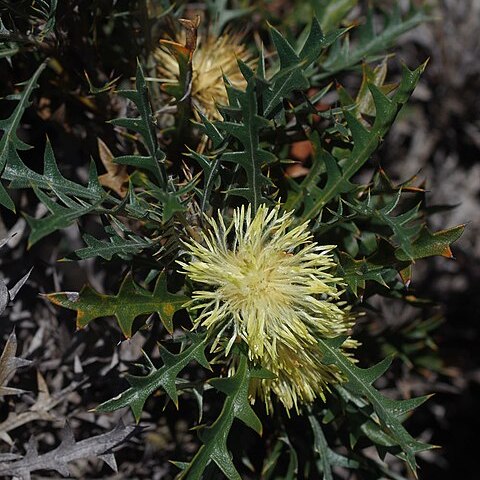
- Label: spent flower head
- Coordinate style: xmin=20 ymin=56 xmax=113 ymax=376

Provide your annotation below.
xmin=180 ymin=205 xmax=356 ymax=412
xmin=155 ymin=32 xmax=254 ymax=120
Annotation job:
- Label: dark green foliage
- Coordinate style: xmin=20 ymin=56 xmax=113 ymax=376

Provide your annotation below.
xmin=318 ymin=337 xmax=433 ymax=472
xmin=309 ymin=414 xmax=359 ymax=479
xmin=0 ymin=2 xmax=463 ymax=479
xmin=0 ymin=61 xmax=47 ymax=210
xmin=72 ymin=226 xmax=152 ymax=261
xmin=177 ymin=352 xmax=262 ymax=480
xmin=96 ymin=333 xmax=209 ymax=421
xmin=262 ymin=19 xmax=345 ymax=118
xmin=316 ymin=6 xmax=428 ymax=79
xmin=112 ymin=62 xmax=168 ymax=190
xmin=0 ymin=0 xmax=57 ymax=59
xmin=216 ymin=77 xmax=276 ymax=210
xmin=286 ymin=63 xmax=427 ymax=222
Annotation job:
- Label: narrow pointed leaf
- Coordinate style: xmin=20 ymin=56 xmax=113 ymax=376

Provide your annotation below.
xmin=178 ymin=353 xmax=261 ymax=479
xmin=0 ymin=62 xmax=47 ymax=210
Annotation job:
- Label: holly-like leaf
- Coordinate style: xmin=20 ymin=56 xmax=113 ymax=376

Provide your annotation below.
xmin=317 ymin=337 xmax=433 ymax=474
xmin=337 ymin=252 xmax=394 ymax=296
xmin=25 ymin=185 xmax=104 ymax=247
xmin=95 ymin=333 xmax=209 ymax=421
xmin=217 ymin=77 xmax=276 ymax=210
xmin=263 ymin=19 xmax=346 ymax=118
xmin=290 ymin=62 xmax=426 ymax=222
xmin=72 ymin=229 xmax=152 ymax=261
xmin=112 ymin=61 xmax=168 ymax=190
xmin=177 ymin=352 xmax=262 ymax=480
xmin=345 ymin=190 xmax=423 ymax=260
xmin=395 ymin=225 xmax=464 ymax=261
xmin=2 ymin=138 xmax=114 ymax=245
xmin=46 ymin=272 xmax=188 ymax=337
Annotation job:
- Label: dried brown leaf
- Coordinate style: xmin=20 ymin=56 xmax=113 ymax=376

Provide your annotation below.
xmin=0 ymin=331 xmax=31 ymax=397
xmin=0 ymin=371 xmax=82 ymax=445
xmin=97 ymin=138 xmax=128 ymax=197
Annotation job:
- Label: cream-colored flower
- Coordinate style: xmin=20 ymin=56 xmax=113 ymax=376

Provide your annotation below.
xmin=179 ymin=205 xmax=356 ymax=413
xmin=155 ymin=32 xmax=254 ymax=120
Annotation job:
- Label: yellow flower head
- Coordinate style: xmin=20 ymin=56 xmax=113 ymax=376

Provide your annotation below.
xmin=155 ymin=32 xmax=254 ymax=120
xmin=179 ymin=205 xmax=356 ymax=412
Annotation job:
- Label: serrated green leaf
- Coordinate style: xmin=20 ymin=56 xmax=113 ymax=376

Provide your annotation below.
xmin=377 ymin=203 xmax=422 ymax=260
xmin=395 ymin=225 xmax=464 ymax=261
xmin=309 ymin=414 xmax=358 ymax=480
xmin=73 ymin=229 xmax=152 ymax=261
xmin=344 ymin=190 xmax=423 ymax=260
xmin=113 ymin=61 xmax=168 ymax=190
xmin=25 ymin=186 xmax=103 ymax=246
xmin=2 ymin=137 xmax=122 ymax=245
xmin=46 ymin=272 xmax=187 ymax=337
xmin=216 ymin=79 xmax=276 ymax=210
xmin=95 ymin=333 xmax=209 ymax=421
xmin=317 ymin=7 xmax=428 ymax=79
xmin=317 ymin=337 xmax=434 ymax=473
xmin=178 ymin=353 xmax=261 ymax=480
xmin=337 ymin=252 xmax=394 ymax=295
xmin=263 ymin=20 xmax=345 ymax=118
xmin=4 ymin=138 xmax=106 ymax=200
xmin=292 ymin=62 xmax=426 ymax=222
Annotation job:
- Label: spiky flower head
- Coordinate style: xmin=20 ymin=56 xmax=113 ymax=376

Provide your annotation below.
xmin=179 ymin=205 xmax=356 ymax=413
xmin=155 ymin=32 xmax=254 ymax=120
